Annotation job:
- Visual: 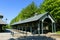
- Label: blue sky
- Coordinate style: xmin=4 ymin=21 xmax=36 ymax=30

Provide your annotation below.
xmin=0 ymin=0 xmax=43 ymax=24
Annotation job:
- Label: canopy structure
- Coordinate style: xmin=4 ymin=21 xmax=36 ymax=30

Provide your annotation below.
xmin=12 ymin=12 xmax=48 ymax=25
xmin=12 ymin=12 xmax=56 ymax=34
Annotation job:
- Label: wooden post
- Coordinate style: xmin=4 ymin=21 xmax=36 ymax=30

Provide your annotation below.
xmin=22 ymin=26 xmax=24 ymax=33
xmin=25 ymin=24 xmax=26 ymax=32
xmin=32 ymin=22 xmax=34 ymax=35
xmin=26 ymin=24 xmax=28 ymax=36
xmin=24 ymin=24 xmax=27 ymax=36
xmin=41 ymin=21 xmax=43 ymax=34
xmin=18 ymin=25 xmax=20 ymax=32
xmin=55 ymin=23 xmax=56 ymax=32
xmin=22 ymin=26 xmax=23 ymax=31
xmin=30 ymin=26 xmax=32 ymax=33
xmin=19 ymin=25 xmax=20 ymax=30
xmin=52 ymin=22 xmax=53 ymax=33
xmin=37 ymin=20 xmax=40 ymax=35
xmin=54 ymin=23 xmax=56 ymax=32
xmin=25 ymin=25 xmax=26 ymax=32
xmin=38 ymin=23 xmax=40 ymax=35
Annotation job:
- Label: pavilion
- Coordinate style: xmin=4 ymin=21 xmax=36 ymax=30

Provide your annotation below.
xmin=12 ymin=12 xmax=56 ymax=34
xmin=0 ymin=14 xmax=7 ymax=32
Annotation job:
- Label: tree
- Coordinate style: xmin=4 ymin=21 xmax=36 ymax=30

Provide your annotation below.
xmin=10 ymin=0 xmax=60 ymax=28
xmin=10 ymin=2 xmax=37 ymax=24
xmin=39 ymin=0 xmax=60 ymax=23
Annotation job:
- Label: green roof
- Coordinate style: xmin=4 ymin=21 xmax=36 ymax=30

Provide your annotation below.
xmin=12 ymin=12 xmax=48 ymax=25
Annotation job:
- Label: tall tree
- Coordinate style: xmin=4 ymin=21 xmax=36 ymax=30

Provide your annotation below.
xmin=39 ymin=0 xmax=60 ymax=23
xmin=10 ymin=2 xmax=37 ymax=24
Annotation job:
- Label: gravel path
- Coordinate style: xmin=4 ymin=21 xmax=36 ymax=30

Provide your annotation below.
xmin=0 ymin=33 xmax=12 ymax=40
xmin=0 ymin=29 xmax=60 ymax=40
xmin=0 ymin=29 xmax=17 ymax=40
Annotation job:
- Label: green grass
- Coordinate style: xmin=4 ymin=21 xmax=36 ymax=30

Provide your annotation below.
xmin=56 ymin=31 xmax=60 ymax=34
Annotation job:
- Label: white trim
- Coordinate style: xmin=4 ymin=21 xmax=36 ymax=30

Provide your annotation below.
xmin=48 ymin=15 xmax=55 ymax=22
xmin=42 ymin=15 xmax=55 ymax=23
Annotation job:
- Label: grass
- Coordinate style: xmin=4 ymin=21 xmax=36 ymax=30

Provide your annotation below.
xmin=56 ymin=31 xmax=60 ymax=34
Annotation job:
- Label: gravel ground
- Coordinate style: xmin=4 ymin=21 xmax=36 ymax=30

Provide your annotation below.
xmin=0 ymin=29 xmax=60 ymax=40
xmin=0 ymin=29 xmax=17 ymax=40
xmin=0 ymin=33 xmax=12 ymax=40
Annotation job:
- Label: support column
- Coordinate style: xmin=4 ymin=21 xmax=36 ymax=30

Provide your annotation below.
xmin=52 ymin=22 xmax=53 ymax=33
xmin=54 ymin=23 xmax=56 ymax=32
xmin=25 ymin=26 xmax=27 ymax=33
xmin=30 ymin=26 xmax=32 ymax=33
xmin=38 ymin=23 xmax=40 ymax=35
xmin=32 ymin=23 xmax=34 ymax=34
xmin=22 ymin=27 xmax=23 ymax=31
xmin=18 ymin=25 xmax=20 ymax=32
xmin=41 ymin=21 xmax=43 ymax=34
xmin=25 ymin=26 xmax=27 ymax=36
xmin=22 ymin=26 xmax=24 ymax=34
xmin=17 ymin=26 xmax=19 ymax=32
xmin=19 ymin=27 xmax=20 ymax=30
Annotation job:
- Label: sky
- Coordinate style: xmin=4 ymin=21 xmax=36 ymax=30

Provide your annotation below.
xmin=0 ymin=0 xmax=43 ymax=24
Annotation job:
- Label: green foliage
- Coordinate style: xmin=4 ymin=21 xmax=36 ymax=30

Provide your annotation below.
xmin=10 ymin=0 xmax=60 ymax=25
xmin=10 ymin=2 xmax=38 ymax=24
xmin=39 ymin=0 xmax=60 ymax=23
xmin=2 ymin=26 xmax=6 ymax=30
xmin=6 ymin=25 xmax=11 ymax=29
xmin=2 ymin=25 xmax=11 ymax=31
xmin=56 ymin=31 xmax=60 ymax=34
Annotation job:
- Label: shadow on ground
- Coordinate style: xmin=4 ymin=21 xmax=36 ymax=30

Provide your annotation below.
xmin=0 ymin=29 xmax=11 ymax=33
xmin=4 ymin=29 xmax=12 ymax=33
xmin=9 ymin=36 xmax=56 ymax=40
xmin=8 ymin=38 xmax=15 ymax=40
